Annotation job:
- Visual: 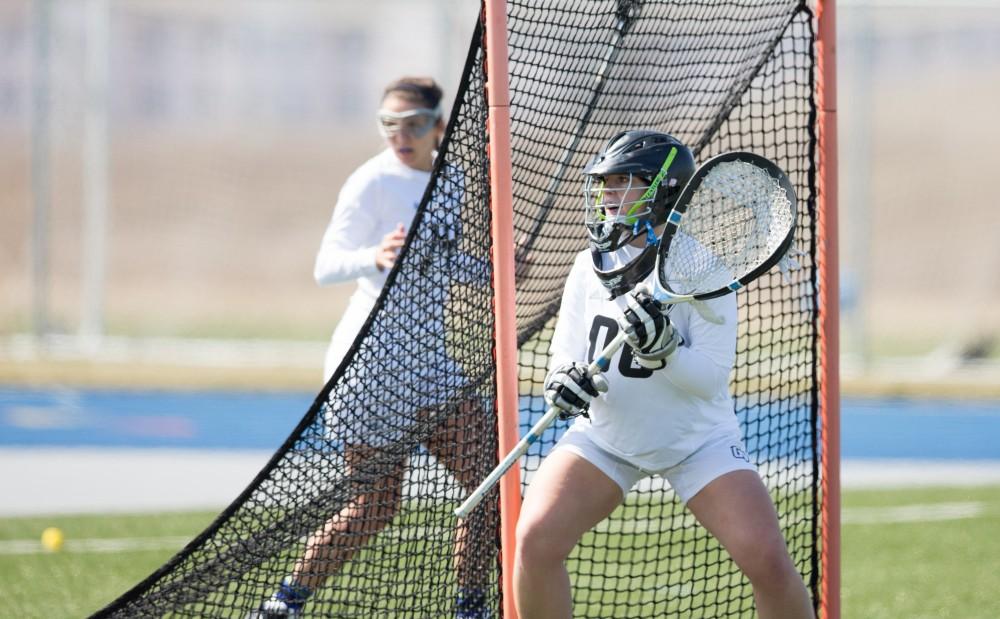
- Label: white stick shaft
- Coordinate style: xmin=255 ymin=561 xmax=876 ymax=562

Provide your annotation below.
xmin=454 ymin=330 xmax=630 ymax=519
xmin=453 ymin=406 xmax=560 ymax=518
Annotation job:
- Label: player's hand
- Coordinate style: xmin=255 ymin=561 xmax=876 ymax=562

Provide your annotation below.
xmin=619 ymin=289 xmax=683 ymax=369
xmin=375 ymin=223 xmax=407 ymax=271
xmin=544 ymin=362 xmax=609 ymax=420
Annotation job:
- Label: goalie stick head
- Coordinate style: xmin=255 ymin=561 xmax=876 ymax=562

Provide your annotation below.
xmin=583 ymin=130 xmax=695 ymax=297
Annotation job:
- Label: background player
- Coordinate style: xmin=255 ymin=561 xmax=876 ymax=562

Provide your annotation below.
xmin=256 ymin=77 xmax=494 ymax=619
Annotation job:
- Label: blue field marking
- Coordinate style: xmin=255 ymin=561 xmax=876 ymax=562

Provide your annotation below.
xmin=1 ymin=387 xmax=999 ymax=460
xmin=838 ymin=398 xmax=1000 ymax=460
xmin=0 ymin=387 xmax=309 ymax=450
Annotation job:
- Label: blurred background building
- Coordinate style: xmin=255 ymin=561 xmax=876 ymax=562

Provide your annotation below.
xmin=1 ymin=0 xmax=998 ymax=389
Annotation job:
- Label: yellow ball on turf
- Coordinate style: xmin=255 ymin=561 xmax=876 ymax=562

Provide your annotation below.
xmin=41 ymin=527 xmax=64 ymax=552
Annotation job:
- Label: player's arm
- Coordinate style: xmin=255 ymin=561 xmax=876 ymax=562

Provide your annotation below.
xmin=618 ymin=290 xmax=737 ymax=399
xmin=545 ymin=253 xmax=605 ymax=419
xmin=374 ymin=223 xmax=407 ymax=272
xmin=549 ymin=252 xmax=591 ymax=369
xmin=314 ymin=177 xmax=387 ymax=285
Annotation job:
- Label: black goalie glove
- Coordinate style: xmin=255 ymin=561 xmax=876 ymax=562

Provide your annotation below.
xmin=544 ymin=361 xmax=609 ymax=420
xmin=618 ymin=289 xmax=684 ymax=369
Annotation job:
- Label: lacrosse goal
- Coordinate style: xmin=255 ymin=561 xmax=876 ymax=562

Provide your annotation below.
xmin=93 ymin=1 xmax=838 ymax=617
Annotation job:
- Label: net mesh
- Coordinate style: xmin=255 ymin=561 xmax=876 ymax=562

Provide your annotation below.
xmin=509 ymin=3 xmax=818 ymax=616
xmin=662 ymin=159 xmax=796 ymax=297
xmin=94 ymin=1 xmax=823 ymax=617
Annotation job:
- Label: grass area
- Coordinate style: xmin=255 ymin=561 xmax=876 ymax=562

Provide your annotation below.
xmin=842 ymin=486 xmax=1000 ymax=619
xmin=0 ymin=511 xmax=218 ymax=618
xmin=2 ymin=486 xmax=999 ymax=618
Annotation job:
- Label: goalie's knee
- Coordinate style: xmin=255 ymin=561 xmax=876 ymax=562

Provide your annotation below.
xmin=515 ymin=513 xmax=576 ymax=567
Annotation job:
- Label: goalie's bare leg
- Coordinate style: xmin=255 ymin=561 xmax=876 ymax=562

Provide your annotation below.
xmin=513 ymin=449 xmax=623 ymax=619
xmin=686 ymin=470 xmax=816 ymax=619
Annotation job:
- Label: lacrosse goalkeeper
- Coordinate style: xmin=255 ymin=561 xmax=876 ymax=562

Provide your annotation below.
xmin=513 ymin=130 xmax=814 ymax=619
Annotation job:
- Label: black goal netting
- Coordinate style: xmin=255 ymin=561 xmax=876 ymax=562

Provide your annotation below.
xmin=94 ymin=1 xmax=824 ymax=618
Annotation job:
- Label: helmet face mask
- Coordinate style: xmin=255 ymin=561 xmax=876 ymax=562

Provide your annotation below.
xmin=583 ymin=173 xmax=658 ymax=251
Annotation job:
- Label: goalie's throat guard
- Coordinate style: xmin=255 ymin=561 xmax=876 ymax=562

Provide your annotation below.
xmin=590 ymin=244 xmax=658 ymax=300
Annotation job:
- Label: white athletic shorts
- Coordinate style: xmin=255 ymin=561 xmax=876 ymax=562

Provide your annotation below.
xmin=322 ymin=295 xmax=477 ymax=447
xmin=553 ymin=422 xmax=758 ymax=503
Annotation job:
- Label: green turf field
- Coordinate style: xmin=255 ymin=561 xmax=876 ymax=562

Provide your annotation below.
xmin=2 ymin=485 xmax=999 ymax=618
xmin=840 ymin=485 xmax=1000 ymax=619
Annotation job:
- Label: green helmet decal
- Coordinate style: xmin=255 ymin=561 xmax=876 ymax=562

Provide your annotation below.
xmin=628 ymin=146 xmax=678 ymax=219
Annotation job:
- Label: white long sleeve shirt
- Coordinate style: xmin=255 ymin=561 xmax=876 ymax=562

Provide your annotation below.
xmin=550 ymin=247 xmax=740 ymax=471
xmin=314 ymin=149 xmax=431 ymax=379
xmin=314 ymin=148 xmax=431 ymax=301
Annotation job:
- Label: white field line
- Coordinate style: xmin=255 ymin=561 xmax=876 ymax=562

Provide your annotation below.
xmin=0 ymin=535 xmax=192 ymax=556
xmin=1 ymin=334 xmax=325 ymax=369
xmin=4 ymin=501 xmax=989 ymax=556
xmin=841 ymin=501 xmax=987 ymax=525
xmin=590 ymin=502 xmax=994 ymax=535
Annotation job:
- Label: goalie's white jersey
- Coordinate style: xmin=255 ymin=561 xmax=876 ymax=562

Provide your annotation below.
xmin=551 ymin=248 xmax=741 ymax=471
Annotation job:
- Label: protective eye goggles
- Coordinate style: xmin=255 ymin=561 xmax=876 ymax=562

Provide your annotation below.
xmin=376 ymin=107 xmax=441 ymax=139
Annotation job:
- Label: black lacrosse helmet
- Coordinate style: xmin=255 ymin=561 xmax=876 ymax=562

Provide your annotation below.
xmin=582 ymin=130 xmax=696 ymax=297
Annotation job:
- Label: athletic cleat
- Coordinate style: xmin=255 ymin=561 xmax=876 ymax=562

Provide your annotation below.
xmin=249 ymin=577 xmax=311 ymax=618
xmin=249 ymin=597 xmax=302 ymax=618
xmin=455 ymin=587 xmax=491 ymax=619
